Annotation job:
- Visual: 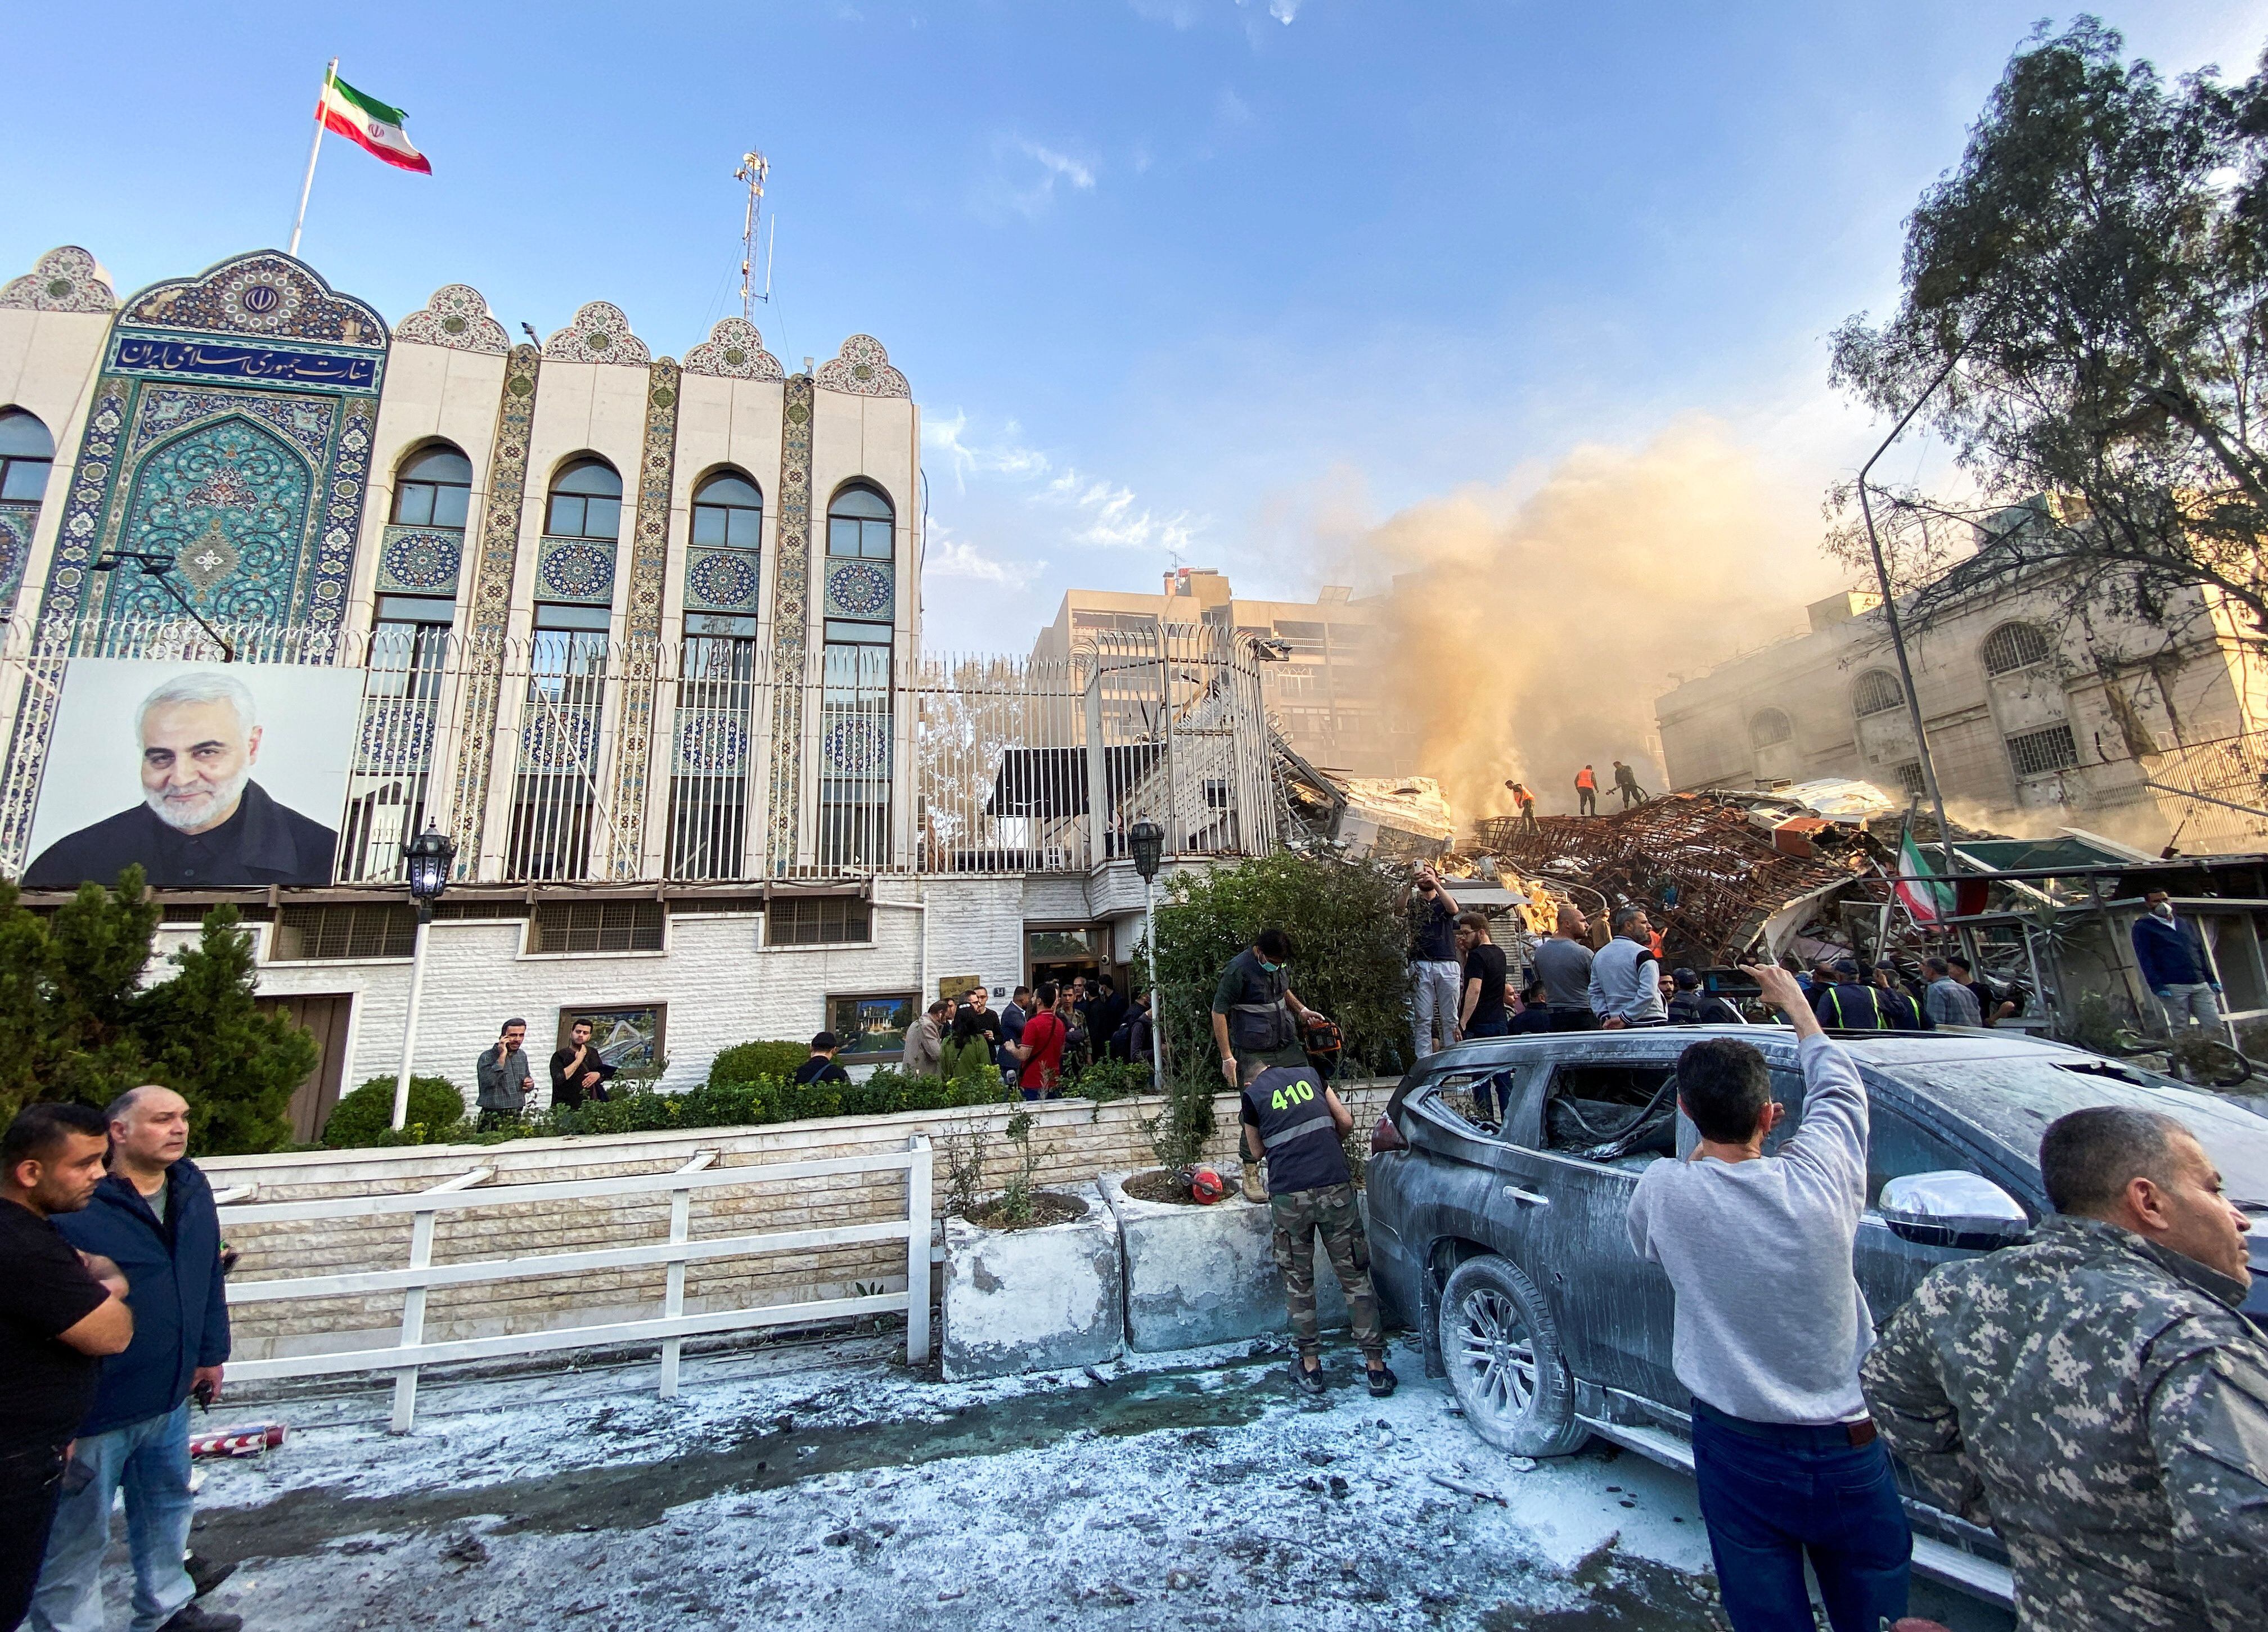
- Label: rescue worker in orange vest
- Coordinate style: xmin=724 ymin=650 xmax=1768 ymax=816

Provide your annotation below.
xmin=1575 ymin=764 xmax=1599 ymax=818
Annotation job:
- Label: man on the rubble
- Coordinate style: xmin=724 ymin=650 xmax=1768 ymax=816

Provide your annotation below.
xmin=1504 ymin=780 xmax=1540 ymax=834
xmin=1628 ymin=964 xmax=1912 ymax=1632
xmin=1401 ymin=865 xmax=1463 ymax=1057
xmin=1613 ymin=759 xmax=1646 ymax=808
xmin=1534 ymin=904 xmax=1598 ymax=1031
xmin=1589 ymin=906 xmax=1667 ymax=1027
xmin=1574 ymin=764 xmax=1599 ymax=818
xmin=2131 ymin=890 xmax=2224 ymax=1036
xmin=1862 ymin=1106 xmax=2268 ymax=1630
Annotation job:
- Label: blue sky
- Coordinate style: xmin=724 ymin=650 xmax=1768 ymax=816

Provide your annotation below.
xmin=6 ymin=2 xmax=2265 ymax=647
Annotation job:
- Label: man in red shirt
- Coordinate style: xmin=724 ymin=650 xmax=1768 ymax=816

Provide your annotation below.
xmin=1009 ymin=982 xmax=1069 ymax=1100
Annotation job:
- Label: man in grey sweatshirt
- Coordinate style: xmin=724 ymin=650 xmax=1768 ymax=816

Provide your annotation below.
xmin=1587 ymin=905 xmax=1666 ymax=1026
xmin=1626 ymin=963 xmax=1911 ymax=1631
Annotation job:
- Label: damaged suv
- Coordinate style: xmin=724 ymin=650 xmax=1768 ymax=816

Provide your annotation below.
xmin=1362 ymin=1025 xmax=2268 ymax=1601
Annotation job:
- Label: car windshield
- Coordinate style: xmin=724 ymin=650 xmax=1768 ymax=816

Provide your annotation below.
xmin=1882 ymin=1056 xmax=2268 ymax=1207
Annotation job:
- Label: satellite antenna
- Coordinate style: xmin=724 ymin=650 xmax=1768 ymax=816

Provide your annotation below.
xmin=736 ymin=150 xmax=773 ymax=318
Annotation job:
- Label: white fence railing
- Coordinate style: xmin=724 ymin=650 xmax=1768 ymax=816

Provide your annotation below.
xmin=218 ymin=1136 xmax=933 ymax=1431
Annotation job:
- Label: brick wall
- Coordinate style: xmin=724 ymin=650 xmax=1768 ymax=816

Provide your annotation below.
xmin=206 ymin=1084 xmax=1393 ymax=1364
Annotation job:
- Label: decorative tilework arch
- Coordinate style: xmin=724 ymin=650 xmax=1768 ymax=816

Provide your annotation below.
xmin=0 ymin=246 xmax=117 ymax=312
xmin=96 ymin=414 xmax=316 ymax=624
xmin=542 ymin=303 xmax=651 ymax=366
xmin=394 ymin=285 xmax=510 ymax=354
xmin=120 ymin=251 xmax=387 ymax=348
xmin=814 ymin=335 xmax=908 ymax=398
xmin=684 ymin=318 xmax=784 ymax=381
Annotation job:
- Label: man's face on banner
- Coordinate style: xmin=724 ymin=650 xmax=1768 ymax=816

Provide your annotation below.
xmin=141 ymin=698 xmax=260 ymax=835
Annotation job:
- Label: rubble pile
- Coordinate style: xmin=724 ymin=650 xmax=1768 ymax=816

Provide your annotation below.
xmin=1475 ymin=794 xmax=1865 ymax=961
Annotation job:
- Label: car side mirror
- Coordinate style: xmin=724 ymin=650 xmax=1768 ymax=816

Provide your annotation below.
xmin=1878 ymin=1171 xmax=2031 ymax=1251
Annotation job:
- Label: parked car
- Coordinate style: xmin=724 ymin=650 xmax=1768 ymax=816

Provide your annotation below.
xmin=1363 ymin=1025 xmax=2268 ymax=1602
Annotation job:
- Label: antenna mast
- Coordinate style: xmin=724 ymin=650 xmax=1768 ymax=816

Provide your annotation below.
xmin=736 ymin=150 xmax=771 ymax=319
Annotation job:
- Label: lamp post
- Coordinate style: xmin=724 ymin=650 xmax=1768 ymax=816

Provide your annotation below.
xmin=392 ymin=826 xmax=457 ymax=1130
xmin=1129 ymin=817 xmax=1165 ymax=1094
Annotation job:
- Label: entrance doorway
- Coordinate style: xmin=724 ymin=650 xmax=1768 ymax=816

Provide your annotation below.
xmin=1027 ymin=925 xmax=1109 ymax=994
xmin=258 ymin=993 xmax=355 ymax=1143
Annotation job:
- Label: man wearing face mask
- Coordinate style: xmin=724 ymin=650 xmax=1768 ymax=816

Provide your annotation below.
xmin=1212 ymin=928 xmax=1322 ymax=1090
xmin=2131 ymin=890 xmax=2224 ymax=1036
xmin=24 ymin=672 xmax=337 ymax=889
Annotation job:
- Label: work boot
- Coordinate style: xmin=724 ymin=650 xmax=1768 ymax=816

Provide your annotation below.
xmin=1291 ymin=1359 xmax=1328 ymax=1396
xmin=1366 ymin=1364 xmax=1399 ymax=1398
xmin=158 ymin=1606 xmax=244 ymax=1632
xmin=186 ymin=1554 xmax=237 ymax=1599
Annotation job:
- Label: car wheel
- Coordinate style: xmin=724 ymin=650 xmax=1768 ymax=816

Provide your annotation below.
xmin=1438 ymin=1254 xmax=1588 ymax=1457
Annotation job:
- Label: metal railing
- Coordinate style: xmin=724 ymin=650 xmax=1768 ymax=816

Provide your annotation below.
xmin=216 ymin=1137 xmax=933 ymax=1431
xmin=0 ymin=615 xmax=1278 ymax=884
xmin=2140 ymin=731 xmax=2268 ymax=855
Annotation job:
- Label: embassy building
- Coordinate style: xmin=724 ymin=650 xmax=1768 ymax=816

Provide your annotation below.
xmin=0 ymin=246 xmax=1277 ymax=1131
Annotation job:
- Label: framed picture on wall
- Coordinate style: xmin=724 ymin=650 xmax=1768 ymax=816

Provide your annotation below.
xmin=829 ymin=993 xmax=915 ymax=1058
xmin=557 ymin=1003 xmax=667 ymax=1072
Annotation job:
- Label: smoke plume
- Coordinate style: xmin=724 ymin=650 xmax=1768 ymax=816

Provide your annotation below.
xmin=1336 ymin=419 xmax=1845 ymax=825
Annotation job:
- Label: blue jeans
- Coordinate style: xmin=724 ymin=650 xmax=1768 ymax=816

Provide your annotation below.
xmin=30 ymin=1402 xmax=196 ymax=1632
xmin=1689 ymin=1400 xmax=1910 ymax=1632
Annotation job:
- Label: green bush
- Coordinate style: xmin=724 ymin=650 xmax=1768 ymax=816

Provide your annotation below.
xmin=1060 ymin=1056 xmax=1153 ymax=1102
xmin=708 ymin=1040 xmax=811 ymax=1086
xmin=324 ymin=1075 xmax=469 ymax=1147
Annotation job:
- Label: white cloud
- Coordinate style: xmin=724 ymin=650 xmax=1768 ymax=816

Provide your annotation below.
xmin=1265 ymin=0 xmax=1302 ymax=21
xmin=976 ymin=138 xmax=1100 ymax=220
xmin=923 ymin=522 xmax=1043 ymax=591
xmin=926 ymin=411 xmax=1203 ymax=556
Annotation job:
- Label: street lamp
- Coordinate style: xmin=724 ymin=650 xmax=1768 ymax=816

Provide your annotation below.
xmin=1129 ymin=818 xmax=1166 ymax=1094
xmin=90 ymin=551 xmax=238 ymax=661
xmin=391 ymin=826 xmax=458 ymax=1130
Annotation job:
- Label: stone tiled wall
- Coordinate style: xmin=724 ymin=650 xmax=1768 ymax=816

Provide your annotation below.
xmin=207 ymin=1084 xmax=1392 ymax=1364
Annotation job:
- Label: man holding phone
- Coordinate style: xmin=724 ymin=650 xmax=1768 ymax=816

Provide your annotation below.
xmin=32 ymin=1087 xmax=238 ymax=1632
xmin=1 ymin=1104 xmax=133 ymax=1631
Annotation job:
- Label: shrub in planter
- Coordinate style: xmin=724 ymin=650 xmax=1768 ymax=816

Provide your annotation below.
xmin=324 ymin=1076 xmax=469 ymax=1147
xmin=708 ymin=1040 xmax=810 ymax=1086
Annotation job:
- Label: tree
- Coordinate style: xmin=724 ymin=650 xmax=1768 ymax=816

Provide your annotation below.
xmin=1829 ymin=19 xmax=2268 ymax=639
xmin=0 ymin=871 xmax=314 ymax=1155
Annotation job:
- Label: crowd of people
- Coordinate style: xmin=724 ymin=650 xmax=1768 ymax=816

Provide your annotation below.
xmin=2 ymin=1091 xmax=240 ymax=1632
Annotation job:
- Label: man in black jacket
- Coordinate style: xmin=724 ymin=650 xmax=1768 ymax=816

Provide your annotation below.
xmin=32 ymin=1087 xmax=239 ymax=1632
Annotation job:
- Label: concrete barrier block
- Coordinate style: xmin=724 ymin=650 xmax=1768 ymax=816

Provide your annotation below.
xmin=941 ymin=1182 xmax=1122 ymax=1382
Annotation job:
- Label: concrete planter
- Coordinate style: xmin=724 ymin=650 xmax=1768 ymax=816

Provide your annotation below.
xmin=1100 ymin=1170 xmax=1358 ymax=1353
xmin=941 ymin=1182 xmax=1123 ymax=1382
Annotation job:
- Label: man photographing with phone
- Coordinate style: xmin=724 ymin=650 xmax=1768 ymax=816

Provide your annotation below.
xmin=30 ymin=1087 xmax=238 ymax=1632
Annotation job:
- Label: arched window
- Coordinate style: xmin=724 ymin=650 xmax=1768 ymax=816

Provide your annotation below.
xmin=0 ymin=409 xmax=55 ymax=503
xmin=1981 ymin=621 xmax=2053 ymax=677
xmin=1749 ymin=708 xmax=1793 ymax=749
xmin=390 ymin=443 xmax=473 ymax=528
xmin=546 ymin=457 xmax=622 ymax=540
xmin=826 ymin=483 xmax=893 ymax=560
xmin=692 ymin=470 xmax=762 ymax=549
xmin=1852 ymin=669 xmax=1904 ymax=718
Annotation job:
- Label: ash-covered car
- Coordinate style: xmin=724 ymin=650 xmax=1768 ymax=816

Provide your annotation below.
xmin=1362 ymin=1025 xmax=2268 ymax=1602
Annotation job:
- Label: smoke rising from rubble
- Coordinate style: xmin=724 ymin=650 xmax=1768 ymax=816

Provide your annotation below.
xmin=1333 ymin=420 xmax=1843 ymax=824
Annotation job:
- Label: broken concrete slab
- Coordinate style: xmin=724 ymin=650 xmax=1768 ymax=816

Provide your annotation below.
xmin=941 ymin=1182 xmax=1123 ymax=1382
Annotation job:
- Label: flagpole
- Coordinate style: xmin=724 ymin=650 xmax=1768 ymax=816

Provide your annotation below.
xmin=289 ymin=58 xmax=339 ymax=257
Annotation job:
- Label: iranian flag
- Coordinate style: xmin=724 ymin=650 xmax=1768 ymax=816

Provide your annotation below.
xmin=1894 ymin=823 xmax=1954 ymax=924
xmin=318 ymin=73 xmax=431 ymax=173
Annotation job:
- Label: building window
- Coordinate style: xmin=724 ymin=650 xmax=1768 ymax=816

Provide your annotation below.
xmin=826 ymin=483 xmax=893 ymax=559
xmin=829 ymin=993 xmax=915 ymax=1056
xmin=528 ymin=900 xmax=666 ymax=954
xmin=0 ymin=409 xmax=55 ymax=503
xmin=546 ymin=457 xmax=623 ymax=540
xmin=1896 ymin=761 xmax=1926 ymax=797
xmin=669 ymin=632 xmax=757 ymax=880
xmin=271 ymin=904 xmax=418 ymax=961
xmin=1852 ymin=669 xmax=1904 ymax=718
xmin=768 ymin=896 xmax=872 ymax=945
xmin=692 ymin=470 xmax=762 ymax=549
xmin=508 ymin=605 xmax=613 ymax=881
xmin=1272 ymin=620 xmax=1328 ymax=657
xmin=1981 ymin=621 xmax=2054 ymax=676
xmin=1749 ymin=709 xmax=1793 ymax=749
xmin=391 ymin=443 xmax=473 ymax=528
xmin=2006 ymin=722 xmax=2081 ymax=779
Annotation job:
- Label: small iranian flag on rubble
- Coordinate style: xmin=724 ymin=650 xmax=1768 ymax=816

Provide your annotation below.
xmin=1894 ymin=824 xmax=1954 ymax=923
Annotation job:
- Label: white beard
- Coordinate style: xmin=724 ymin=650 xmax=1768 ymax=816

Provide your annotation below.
xmin=145 ymin=765 xmax=251 ymax=834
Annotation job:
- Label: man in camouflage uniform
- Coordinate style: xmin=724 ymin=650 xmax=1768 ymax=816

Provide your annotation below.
xmin=1862 ymin=1105 xmax=2268 ymax=1631
xmin=1239 ymin=1058 xmax=1394 ymax=1399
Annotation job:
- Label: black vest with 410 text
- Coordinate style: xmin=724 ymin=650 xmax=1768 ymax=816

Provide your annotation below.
xmin=1243 ymin=1065 xmax=1349 ymax=1196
